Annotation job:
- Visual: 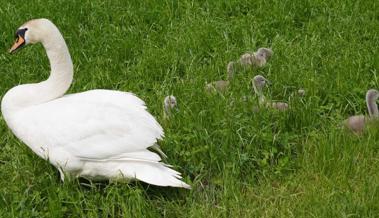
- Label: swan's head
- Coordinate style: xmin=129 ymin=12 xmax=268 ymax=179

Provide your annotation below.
xmin=164 ymin=96 xmax=177 ymax=111
xmin=252 ymin=75 xmax=269 ymax=92
xmin=10 ymin=18 xmax=58 ymax=53
xmin=256 ymin=48 xmax=273 ymax=60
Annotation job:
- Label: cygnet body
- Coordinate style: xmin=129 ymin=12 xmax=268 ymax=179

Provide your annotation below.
xmin=163 ymin=95 xmax=178 ymax=118
xmin=239 ymin=48 xmax=273 ymax=68
xmin=205 ymin=62 xmax=234 ymax=93
xmin=344 ymin=89 xmax=379 ymax=134
xmin=252 ymin=75 xmax=289 ymax=111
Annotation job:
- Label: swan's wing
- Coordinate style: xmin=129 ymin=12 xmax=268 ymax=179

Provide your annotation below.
xmin=13 ymin=89 xmax=164 ymax=160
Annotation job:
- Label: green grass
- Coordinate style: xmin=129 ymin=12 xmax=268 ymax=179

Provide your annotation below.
xmin=1 ymin=0 xmax=379 ymax=217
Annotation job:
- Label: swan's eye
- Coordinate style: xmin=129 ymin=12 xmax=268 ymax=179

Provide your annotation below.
xmin=15 ymin=28 xmax=28 ymax=38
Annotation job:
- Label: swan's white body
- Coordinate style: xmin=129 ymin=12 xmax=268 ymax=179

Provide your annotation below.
xmin=1 ymin=19 xmax=190 ymax=188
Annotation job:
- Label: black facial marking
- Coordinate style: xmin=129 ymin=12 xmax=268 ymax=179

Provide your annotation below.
xmin=15 ymin=28 xmax=28 ymax=39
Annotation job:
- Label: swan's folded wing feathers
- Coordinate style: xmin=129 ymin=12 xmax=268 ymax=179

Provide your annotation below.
xmin=14 ymin=90 xmax=164 ymax=160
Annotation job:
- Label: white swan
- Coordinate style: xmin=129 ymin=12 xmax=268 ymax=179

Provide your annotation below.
xmin=1 ymin=18 xmax=190 ymax=189
xmin=344 ymin=89 xmax=379 ymax=134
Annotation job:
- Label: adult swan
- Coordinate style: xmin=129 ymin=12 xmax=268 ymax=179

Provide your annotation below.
xmin=2 ymin=18 xmax=190 ymax=189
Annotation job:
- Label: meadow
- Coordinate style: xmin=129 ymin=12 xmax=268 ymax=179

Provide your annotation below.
xmin=0 ymin=0 xmax=378 ymax=217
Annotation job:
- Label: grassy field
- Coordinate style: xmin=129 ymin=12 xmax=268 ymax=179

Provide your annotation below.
xmin=1 ymin=0 xmax=379 ymax=217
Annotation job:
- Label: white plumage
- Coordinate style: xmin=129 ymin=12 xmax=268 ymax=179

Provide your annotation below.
xmin=1 ymin=18 xmax=190 ymax=189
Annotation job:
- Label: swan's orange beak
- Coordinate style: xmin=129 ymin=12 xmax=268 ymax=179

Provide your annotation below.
xmin=9 ymin=35 xmax=25 ymax=54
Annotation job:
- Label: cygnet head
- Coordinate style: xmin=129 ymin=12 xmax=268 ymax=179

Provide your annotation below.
xmin=366 ymin=89 xmax=379 ymax=117
xmin=298 ymin=89 xmax=305 ymax=97
xmin=255 ymin=48 xmax=273 ymax=60
xmin=366 ymin=89 xmax=379 ymax=102
xmin=164 ymin=95 xmax=177 ymax=111
xmin=252 ymin=75 xmax=269 ymax=92
xmin=10 ymin=18 xmax=60 ymax=53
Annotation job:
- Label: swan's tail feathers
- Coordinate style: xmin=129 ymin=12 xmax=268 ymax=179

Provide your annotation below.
xmin=130 ymin=161 xmax=190 ymax=189
xmin=83 ymin=152 xmax=191 ymax=189
xmin=115 ymin=160 xmax=191 ymax=189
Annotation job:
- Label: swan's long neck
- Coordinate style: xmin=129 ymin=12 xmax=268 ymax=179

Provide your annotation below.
xmin=2 ymin=26 xmax=73 ymax=112
xmin=366 ymin=92 xmax=379 ymax=117
xmin=42 ymin=33 xmax=73 ymax=99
